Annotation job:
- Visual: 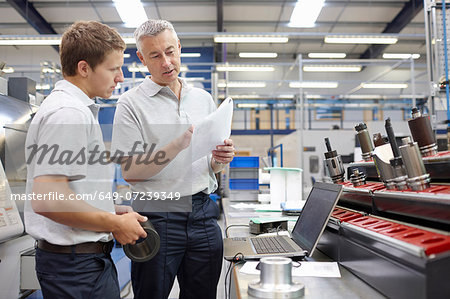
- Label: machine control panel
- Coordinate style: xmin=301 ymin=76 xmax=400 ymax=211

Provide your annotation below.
xmin=0 ymin=160 xmax=24 ymax=242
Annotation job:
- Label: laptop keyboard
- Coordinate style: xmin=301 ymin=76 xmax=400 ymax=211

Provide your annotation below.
xmin=250 ymin=236 xmax=297 ymax=254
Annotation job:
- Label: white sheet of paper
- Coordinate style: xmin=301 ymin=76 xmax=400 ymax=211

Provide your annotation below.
xmin=191 ymin=97 xmax=233 ymax=162
xmin=239 ymin=261 xmax=341 ymax=278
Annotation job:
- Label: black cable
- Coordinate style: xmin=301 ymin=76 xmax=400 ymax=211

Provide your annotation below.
xmin=225 ymin=252 xmax=245 ymax=299
xmin=228 ymin=261 xmax=244 ymax=299
xmin=266 ymin=224 xmax=288 ymax=235
xmin=224 ymin=261 xmax=233 ymax=299
xmin=276 ymin=224 xmax=282 ymax=235
xmin=292 ymin=261 xmax=302 ymax=268
xmin=225 ymin=224 xmax=249 ymax=238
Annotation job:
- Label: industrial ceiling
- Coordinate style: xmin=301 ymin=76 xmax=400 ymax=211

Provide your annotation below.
xmin=0 ymin=0 xmax=430 ymax=98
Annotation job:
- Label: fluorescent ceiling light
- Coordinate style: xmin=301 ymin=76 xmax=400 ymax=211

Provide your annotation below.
xmin=324 ymin=36 xmax=398 ymax=44
xmin=183 ymin=77 xmax=205 ymax=81
xmin=128 ymin=64 xmax=148 ymax=73
xmin=382 ymin=53 xmax=420 ymax=59
xmin=181 ymin=53 xmax=201 ymax=58
xmin=128 ymin=65 xmax=188 ymax=73
xmin=278 ymin=94 xmax=295 ymax=99
xmin=2 ymin=67 xmax=14 ymax=73
xmin=237 ymin=103 xmax=268 ymax=108
xmin=216 ymin=65 xmax=275 ymax=72
xmin=36 ymin=84 xmax=51 ymax=90
xmin=0 ymin=34 xmax=132 ymax=46
xmin=218 ymin=81 xmax=266 ymax=88
xmin=361 ymin=83 xmax=408 ymax=89
xmin=239 ymin=52 xmax=278 ymax=58
xmin=214 ymin=36 xmax=288 ymax=43
xmin=303 ymin=65 xmax=362 ymax=72
xmin=123 ymin=53 xmax=131 ymax=58
xmin=308 ymin=53 xmax=346 ymax=58
xmin=289 ymin=0 xmax=325 ymax=28
xmin=0 ymin=38 xmax=60 ymax=46
xmin=229 ymin=94 xmax=261 ymax=99
xmin=275 ymin=103 xmax=294 ymax=108
xmin=41 ymin=67 xmax=61 ymax=73
xmin=113 ymin=0 xmax=148 ymax=28
xmin=289 ymin=82 xmax=338 ymax=88
xmin=305 ymin=95 xmax=323 ymax=99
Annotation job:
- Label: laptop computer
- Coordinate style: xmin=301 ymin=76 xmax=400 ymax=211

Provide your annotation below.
xmin=223 ymin=182 xmax=343 ymax=261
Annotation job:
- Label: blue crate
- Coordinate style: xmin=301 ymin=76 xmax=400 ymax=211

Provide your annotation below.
xmin=229 ymin=168 xmax=259 ymax=179
xmin=229 ymin=179 xmax=259 ymax=190
xmin=230 ymin=156 xmax=259 ymax=168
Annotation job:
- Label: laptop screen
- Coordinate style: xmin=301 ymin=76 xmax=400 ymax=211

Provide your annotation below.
xmin=291 ymin=182 xmax=342 ymax=255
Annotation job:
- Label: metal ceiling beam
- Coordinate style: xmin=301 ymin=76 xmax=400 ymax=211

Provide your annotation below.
xmin=215 ymin=0 xmax=224 ymax=62
xmin=360 ymin=0 xmax=424 ymax=59
xmin=5 ymin=0 xmax=59 ymax=52
xmin=217 ymin=0 xmax=223 ymax=32
xmin=5 ymin=0 xmax=56 ymax=35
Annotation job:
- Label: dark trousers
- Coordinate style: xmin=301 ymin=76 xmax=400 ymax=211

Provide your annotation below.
xmin=131 ymin=192 xmax=223 ymax=299
xmin=35 ymin=248 xmax=120 ymax=299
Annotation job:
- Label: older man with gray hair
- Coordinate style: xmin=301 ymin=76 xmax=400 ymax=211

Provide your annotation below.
xmin=111 ymin=19 xmax=235 ymax=299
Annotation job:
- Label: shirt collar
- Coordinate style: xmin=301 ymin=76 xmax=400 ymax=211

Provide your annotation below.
xmin=53 ymin=79 xmax=96 ymax=108
xmin=142 ymin=76 xmax=191 ymax=97
xmin=53 ymin=80 xmax=100 ymax=118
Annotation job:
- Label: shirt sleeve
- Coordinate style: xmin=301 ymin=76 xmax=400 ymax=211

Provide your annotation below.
xmin=28 ymin=107 xmax=89 ymax=180
xmin=110 ymin=99 xmax=146 ymax=163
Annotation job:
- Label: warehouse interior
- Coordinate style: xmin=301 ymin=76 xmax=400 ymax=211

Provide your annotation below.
xmin=0 ymin=1 xmax=449 ymax=298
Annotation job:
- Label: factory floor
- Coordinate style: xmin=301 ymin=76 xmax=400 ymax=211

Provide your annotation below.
xmin=120 ymin=211 xmax=228 ymax=299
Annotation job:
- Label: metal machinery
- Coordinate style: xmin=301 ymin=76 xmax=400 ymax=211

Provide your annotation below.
xmin=0 ymin=77 xmax=39 ymax=298
xmin=312 ymin=3 xmax=450 ymax=297
xmin=319 ymin=113 xmax=450 ymax=299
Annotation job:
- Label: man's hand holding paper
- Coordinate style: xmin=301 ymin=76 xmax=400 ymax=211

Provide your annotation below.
xmin=212 ymin=138 xmax=235 ymax=164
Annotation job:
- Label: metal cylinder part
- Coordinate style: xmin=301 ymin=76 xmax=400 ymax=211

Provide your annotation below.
xmin=324 ymin=157 xmax=345 ymax=184
xmin=248 ymin=257 xmax=304 ymax=298
xmin=399 ymin=137 xmax=431 ymax=191
xmin=407 ymin=108 xmax=437 ymax=157
xmin=372 ymin=144 xmax=396 ymax=190
xmin=390 ymin=158 xmax=408 ymax=190
xmin=350 ymin=168 xmax=366 ymax=187
xmin=385 ymin=118 xmax=401 ymax=158
xmin=123 ymin=220 xmax=160 ymax=263
xmin=373 ymin=155 xmax=396 ymax=189
xmin=355 ymin=123 xmax=374 ymax=161
xmin=448 ymin=127 xmax=450 ymax=151
xmin=324 ymin=138 xmax=345 ymax=183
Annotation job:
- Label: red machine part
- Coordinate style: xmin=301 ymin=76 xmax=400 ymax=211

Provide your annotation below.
xmin=341 ymin=181 xmax=386 ymax=191
xmin=391 ymin=230 xmax=450 ymax=255
xmin=345 ymin=216 xmax=450 ymax=255
xmin=375 ymin=183 xmax=450 ymax=194
xmin=331 ymin=208 xmax=364 ymax=222
xmin=377 ymin=225 xmax=418 ymax=238
xmin=428 ymin=150 xmax=450 ymax=158
xmin=347 ymin=216 xmax=381 ymax=228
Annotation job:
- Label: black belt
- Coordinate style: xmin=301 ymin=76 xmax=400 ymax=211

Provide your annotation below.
xmin=37 ymin=240 xmax=114 ymax=254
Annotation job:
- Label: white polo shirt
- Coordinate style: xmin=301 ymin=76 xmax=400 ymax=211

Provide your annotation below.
xmin=24 ymin=80 xmax=115 ymax=245
xmin=111 ymin=77 xmax=217 ymax=198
